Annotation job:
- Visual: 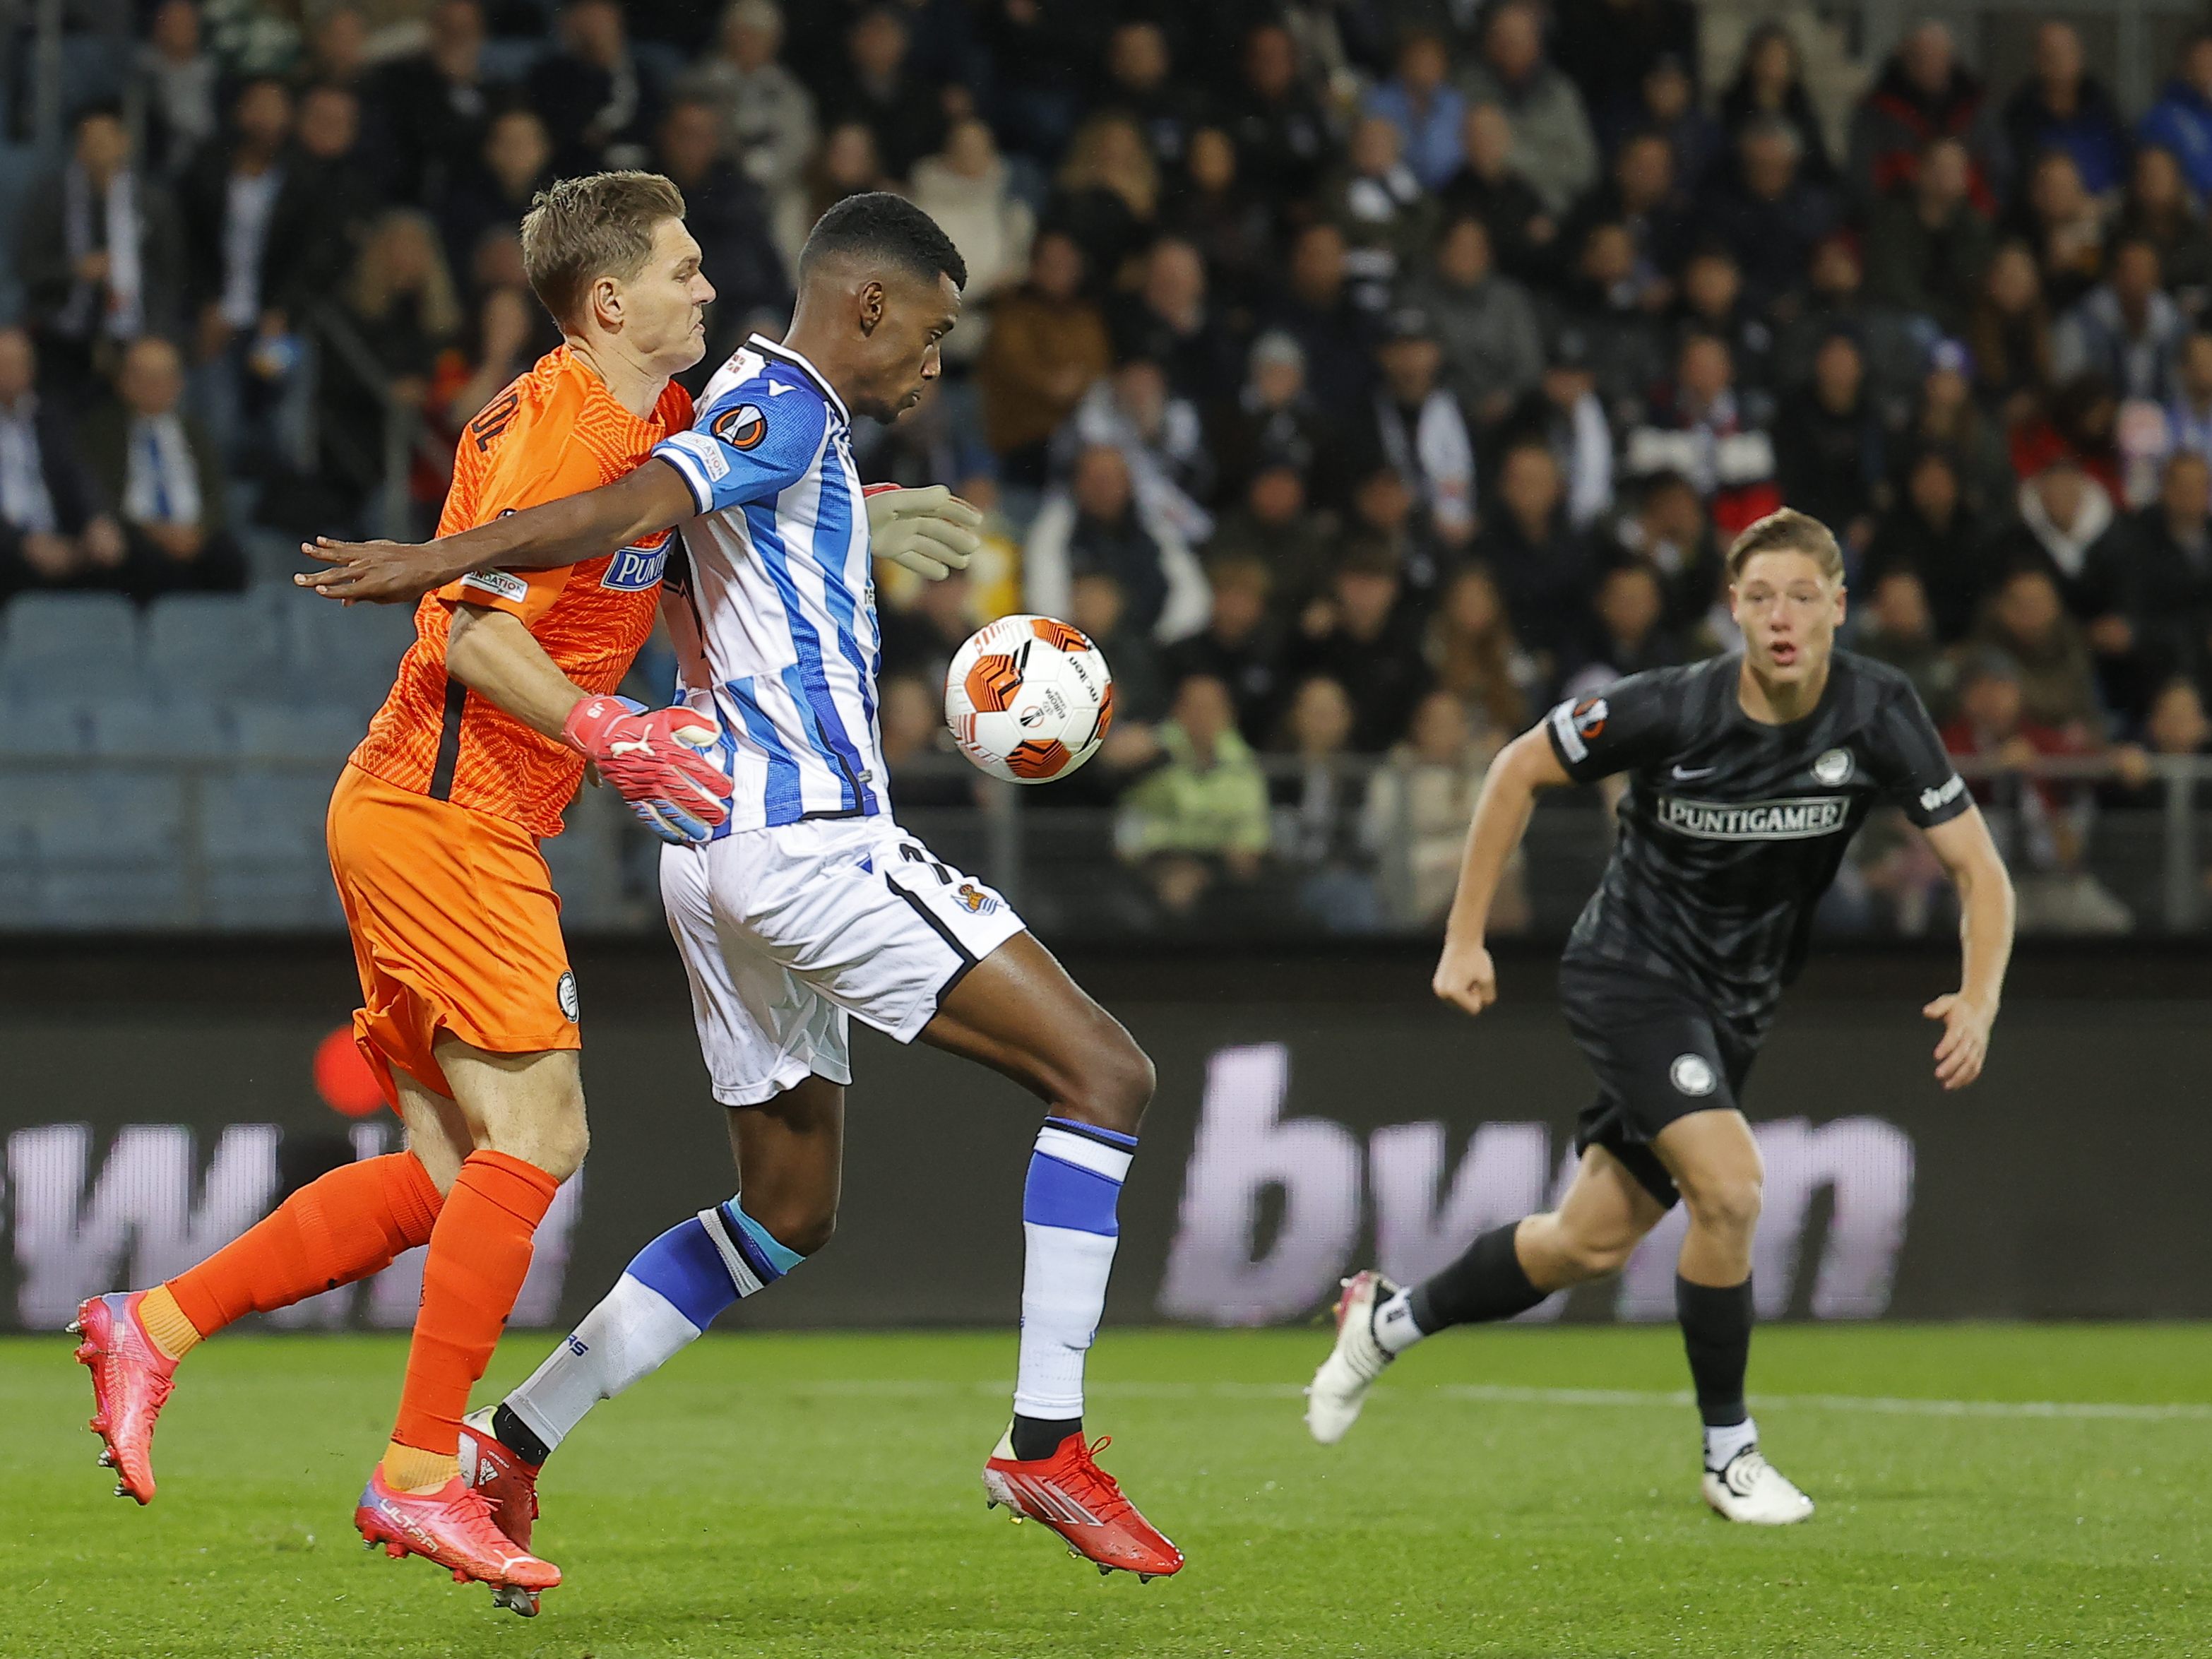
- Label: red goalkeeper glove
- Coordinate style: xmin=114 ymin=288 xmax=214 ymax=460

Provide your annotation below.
xmin=561 ymin=695 xmax=733 ymax=845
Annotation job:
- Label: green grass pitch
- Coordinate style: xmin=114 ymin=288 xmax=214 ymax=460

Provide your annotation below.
xmin=4 ymin=1324 xmax=2207 ymax=1656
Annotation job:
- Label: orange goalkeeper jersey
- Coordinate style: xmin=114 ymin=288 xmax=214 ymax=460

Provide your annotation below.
xmin=350 ymin=347 xmax=694 ymax=839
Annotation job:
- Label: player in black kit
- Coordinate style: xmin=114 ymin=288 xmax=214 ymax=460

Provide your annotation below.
xmin=1304 ymin=509 xmax=2016 ymax=1523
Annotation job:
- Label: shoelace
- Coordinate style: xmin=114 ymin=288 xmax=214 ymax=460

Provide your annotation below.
xmin=1060 ymin=1437 xmax=1137 ymax=1525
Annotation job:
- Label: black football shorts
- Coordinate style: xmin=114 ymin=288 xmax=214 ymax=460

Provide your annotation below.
xmin=1555 ymin=960 xmax=1762 ymax=1209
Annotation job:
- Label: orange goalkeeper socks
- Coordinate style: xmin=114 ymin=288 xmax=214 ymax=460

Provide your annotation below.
xmin=153 ymin=1153 xmax=446 ymax=1358
xmin=386 ymin=1149 xmax=559 ymax=1485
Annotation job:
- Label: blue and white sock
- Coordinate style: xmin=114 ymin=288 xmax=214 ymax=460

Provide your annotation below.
xmin=501 ymin=1199 xmax=805 ymax=1458
xmin=1011 ymin=1118 xmax=1136 ymax=1453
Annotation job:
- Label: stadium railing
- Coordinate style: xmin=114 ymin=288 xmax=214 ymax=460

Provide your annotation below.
xmin=1 ymin=749 xmax=2206 ymax=939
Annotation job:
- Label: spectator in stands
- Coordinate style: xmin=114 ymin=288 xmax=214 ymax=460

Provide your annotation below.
xmin=1968 ymin=240 xmax=2056 ymax=425
xmin=1070 ymin=569 xmax=1167 ymax=724
xmin=1057 ymin=357 xmax=1214 ymax=545
xmin=137 ymin=0 xmax=222 ymax=180
xmin=1563 ymin=130 xmax=1690 ymax=309
xmin=1427 ymin=561 xmax=1540 ymax=735
xmin=1367 ymin=687 xmax=1523 ymax=930
xmin=1894 ymin=338 xmax=2016 ymax=521
xmin=79 ymin=335 xmax=241 ymax=600
xmin=1975 ymin=563 xmax=2106 ymax=736
xmin=1024 ymin=444 xmax=1206 ymax=643
xmin=1266 ymin=673 xmax=1380 ymax=933
xmin=177 ymin=76 xmax=292 ymax=460
xmin=1358 ymin=309 xmax=1477 ymax=552
xmin=2006 ymin=148 xmax=2107 ymax=310
xmin=1943 ymin=648 xmax=2132 ymax=934
xmin=1206 ymin=463 xmax=1336 ymax=625
xmin=2003 ymin=20 xmax=2129 ymax=201
xmin=908 ymin=118 xmax=1032 ymax=364
xmin=1438 ymin=102 xmax=1557 ymax=287
xmin=1672 ymin=245 xmax=1776 ymax=400
xmin=1471 ymin=439 xmax=1590 ymax=663
xmin=681 ymin=0 xmax=816 ymax=222
xmin=2134 ymin=676 xmax=2212 ymax=775
xmin=1116 ymin=672 xmax=1271 ymax=923
xmin=1263 ymin=222 xmax=1376 ymax=415
xmin=1625 ymin=331 xmax=1780 ymax=538
xmin=2113 ymin=145 xmax=2212 ymax=314
xmin=1099 ymin=21 xmax=1206 ymax=173
xmin=827 ymin=5 xmax=944 ymax=182
xmin=376 ymin=1 xmax=501 ymax=209
xmin=877 ymin=562 xmax=975 ymax=689
xmin=266 ymin=82 xmax=384 ymax=324
xmin=1210 ymin=331 xmax=1335 ymax=506
xmin=1556 ymin=221 xmax=1668 ymax=429
xmin=1553 ymin=0 xmax=1701 ymax=155
xmin=436 ymin=107 xmax=554 ymax=289
xmin=2139 ymin=31 xmax=2212 ymax=201
xmin=1718 ymin=23 xmax=1835 ymax=188
xmin=1865 ymin=136 xmax=1994 ymax=338
xmin=2096 ymin=450 xmax=2212 ymax=701
xmin=1865 ymin=448 xmax=1987 ymax=643
xmin=1223 ymin=20 xmax=1331 ymax=208
xmin=1848 ymin=20 xmax=1995 ymax=211
xmin=19 ymin=106 xmax=187 ymax=398
xmin=528 ymin=0 xmax=664 ymax=176
xmin=977 ymin=230 xmax=1110 ymax=485
xmin=2163 ymin=331 xmax=2212 ymax=473
xmin=776 ymin=121 xmax=891 ymax=274
xmin=1402 ymin=216 xmax=1542 ymax=431
xmin=1286 ymin=541 xmax=1432 ymax=752
xmin=1321 ymin=115 xmax=1436 ymax=314
xmin=878 ymin=672 xmax=979 ymax=809
xmin=1494 ymin=325 xmax=1615 ymax=529
xmin=653 ymin=97 xmax=788 ymax=367
xmin=1775 ymin=329 xmax=1882 ymax=557
xmin=1111 ymin=237 xmax=1239 ymax=405
xmin=1364 ymin=30 xmax=1465 ymax=194
xmin=1163 ymin=553 xmax=1287 ymax=746
xmin=1701 ymin=116 xmax=1838 ymax=319
xmin=1992 ymin=457 xmax=2117 ymax=622
xmin=1631 ymin=52 xmax=1725 ymax=192
xmin=424 ymin=283 xmax=537 ymax=484
xmin=972 ymin=0 xmax=1086 ymax=164
xmin=2054 ymin=238 xmax=2185 ymax=405
xmin=1158 ymin=127 xmax=1276 ymax=316
xmin=1852 ymin=564 xmax=1954 ymax=716
xmin=1607 ymin=467 xmax=1723 ymax=635
xmin=1461 ymin=1 xmax=1600 ymax=217
xmin=1046 ymin=112 xmax=1158 ymax=287
xmin=1570 ymin=559 xmax=1681 ymax=686
xmin=0 ymin=328 xmax=124 ymax=602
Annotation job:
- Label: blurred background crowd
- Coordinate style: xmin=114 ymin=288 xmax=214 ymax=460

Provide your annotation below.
xmin=1 ymin=0 xmax=2210 ymax=939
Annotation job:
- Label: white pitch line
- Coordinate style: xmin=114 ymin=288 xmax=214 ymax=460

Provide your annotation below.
xmin=790 ymin=1378 xmax=2212 ymax=1422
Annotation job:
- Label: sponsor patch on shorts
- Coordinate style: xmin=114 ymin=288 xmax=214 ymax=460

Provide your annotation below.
xmin=1670 ymin=1053 xmax=1717 ymax=1096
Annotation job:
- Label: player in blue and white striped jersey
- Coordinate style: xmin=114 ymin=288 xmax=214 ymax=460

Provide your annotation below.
xmin=304 ymin=193 xmax=1184 ymax=1595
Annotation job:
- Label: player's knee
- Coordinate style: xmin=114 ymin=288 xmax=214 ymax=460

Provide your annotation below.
xmin=1684 ymin=1174 xmax=1763 ymax=1239
xmin=523 ymin=1103 xmax=590 ymax=1183
xmin=1064 ymin=1036 xmax=1155 ymax=1137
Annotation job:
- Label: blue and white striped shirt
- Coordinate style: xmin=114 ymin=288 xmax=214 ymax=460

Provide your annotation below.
xmin=652 ymin=335 xmax=886 ymax=831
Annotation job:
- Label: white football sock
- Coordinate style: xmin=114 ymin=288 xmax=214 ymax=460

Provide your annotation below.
xmin=1703 ymin=1415 xmax=1759 ymax=1473
xmin=1371 ymin=1288 xmax=1427 ymax=1355
xmin=1013 ymin=1120 xmax=1135 ymax=1422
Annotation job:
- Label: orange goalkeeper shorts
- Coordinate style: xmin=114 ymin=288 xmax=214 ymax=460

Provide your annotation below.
xmin=326 ymin=763 xmax=581 ymax=1107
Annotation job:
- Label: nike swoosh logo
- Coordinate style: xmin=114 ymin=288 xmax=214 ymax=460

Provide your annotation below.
xmin=767 ymin=382 xmax=794 ymax=396
xmin=1672 ymin=764 xmax=1718 ymax=780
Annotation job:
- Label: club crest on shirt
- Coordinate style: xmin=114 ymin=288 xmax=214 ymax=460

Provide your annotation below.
xmin=955 ymin=881 xmax=999 ymax=915
xmin=1812 ymin=747 xmax=1854 ymax=786
xmin=712 ymin=402 xmax=768 ymax=451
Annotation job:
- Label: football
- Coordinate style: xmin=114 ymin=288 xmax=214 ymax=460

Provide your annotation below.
xmin=943 ymin=614 xmax=1115 ymax=784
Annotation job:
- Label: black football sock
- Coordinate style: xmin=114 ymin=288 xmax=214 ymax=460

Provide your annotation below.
xmin=1011 ymin=1414 xmax=1083 ymax=1460
xmin=1676 ymin=1273 xmax=1754 ymax=1429
xmin=492 ymin=1402 xmax=553 ymax=1467
xmin=1406 ymin=1223 xmax=1547 ymax=1334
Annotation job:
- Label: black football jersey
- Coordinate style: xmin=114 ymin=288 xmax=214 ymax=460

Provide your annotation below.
xmin=1542 ymin=650 xmax=1970 ymax=1030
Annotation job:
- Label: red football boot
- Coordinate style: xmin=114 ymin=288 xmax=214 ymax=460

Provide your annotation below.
xmin=353 ymin=1466 xmax=561 ymax=1595
xmin=460 ymin=1408 xmax=545 ymax=1617
xmin=71 ymin=1292 xmax=178 ymax=1504
xmin=982 ymin=1429 xmax=1184 ymax=1581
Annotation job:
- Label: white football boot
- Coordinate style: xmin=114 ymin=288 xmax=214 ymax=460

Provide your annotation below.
xmin=1701 ymin=1445 xmax=1815 ymax=1524
xmin=1303 ymin=1271 xmax=1399 ymax=1445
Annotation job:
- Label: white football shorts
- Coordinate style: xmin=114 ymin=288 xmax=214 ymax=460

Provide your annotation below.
xmin=660 ymin=815 xmax=1028 ymax=1107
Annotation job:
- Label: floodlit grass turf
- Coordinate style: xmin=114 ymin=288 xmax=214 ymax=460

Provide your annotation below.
xmin=3 ymin=1326 xmax=2208 ymax=1657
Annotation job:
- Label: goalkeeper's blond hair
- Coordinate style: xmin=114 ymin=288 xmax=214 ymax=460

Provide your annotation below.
xmin=519 ymin=171 xmax=687 ymax=333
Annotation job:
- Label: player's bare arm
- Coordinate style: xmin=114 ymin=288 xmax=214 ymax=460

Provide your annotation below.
xmin=1920 ymin=806 xmax=2016 ymax=1091
xmin=296 ymin=458 xmax=696 ymax=604
xmin=444 ymin=605 xmax=592 ymax=737
xmin=1432 ymin=725 xmax=1573 ymax=1016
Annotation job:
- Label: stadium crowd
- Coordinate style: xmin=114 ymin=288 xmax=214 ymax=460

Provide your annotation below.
xmin=4 ymin=1 xmax=2212 ymax=935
